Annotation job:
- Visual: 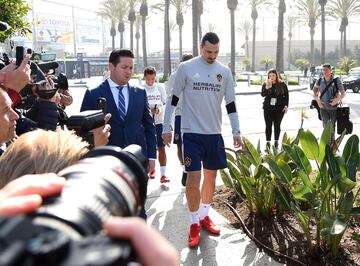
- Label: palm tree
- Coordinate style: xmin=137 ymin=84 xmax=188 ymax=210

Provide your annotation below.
xmin=227 ymin=0 xmax=238 ymax=77
xmin=241 ymin=58 xmax=251 ymax=71
xmin=275 ymin=0 xmax=286 ymax=73
xmin=139 ymin=1 xmax=148 ymax=67
xmin=296 ymin=0 xmax=320 ymax=65
xmin=238 ymin=20 xmax=252 ymax=59
xmin=339 ymin=18 xmax=346 ymax=56
xmin=192 ymin=0 xmax=199 ymax=56
xmin=128 ymin=0 xmax=140 ymax=51
xmin=319 ymin=0 xmax=327 ymax=64
xmin=170 ymin=0 xmax=190 ymax=60
xmin=164 ymin=0 xmax=171 ymax=78
xmin=115 ymin=0 xmax=128 ymax=49
xmin=259 ymin=58 xmax=274 ymax=72
xmin=97 ymin=0 xmax=118 ymax=50
xmin=285 ymin=16 xmax=297 ymax=70
xmin=294 ymin=58 xmax=310 ymax=73
xmin=248 ymin=0 xmax=271 ymax=72
xmin=338 ymin=56 xmax=358 ymax=74
xmin=328 ymin=0 xmax=360 ymax=57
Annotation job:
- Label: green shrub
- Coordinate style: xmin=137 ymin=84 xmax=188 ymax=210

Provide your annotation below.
xmin=222 ymin=123 xmax=360 ymax=256
xmin=288 ymin=79 xmax=299 ymax=85
xmin=131 ymin=74 xmax=142 ymax=79
xmin=236 ymin=75 xmax=248 ymax=82
xmin=250 ymin=79 xmax=262 ymax=85
xmin=159 ymin=76 xmax=168 ymax=83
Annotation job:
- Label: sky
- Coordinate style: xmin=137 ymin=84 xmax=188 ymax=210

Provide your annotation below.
xmin=31 ymin=0 xmax=360 ymax=55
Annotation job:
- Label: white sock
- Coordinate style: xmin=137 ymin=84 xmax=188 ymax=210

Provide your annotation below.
xmin=200 ymin=203 xmax=210 ymax=219
xmin=190 ymin=211 xmax=199 ymax=225
xmin=160 ymin=166 xmax=166 ymax=176
xmin=182 ymin=165 xmax=187 ymax=173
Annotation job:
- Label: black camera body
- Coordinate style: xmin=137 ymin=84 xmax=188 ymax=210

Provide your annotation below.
xmin=0 ymin=145 xmax=148 ymax=266
xmin=65 ymin=109 xmax=105 ymax=147
xmin=0 ymin=216 xmax=133 ymax=266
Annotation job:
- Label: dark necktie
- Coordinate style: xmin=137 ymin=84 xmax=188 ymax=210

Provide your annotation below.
xmin=117 ymin=86 xmax=126 ymax=120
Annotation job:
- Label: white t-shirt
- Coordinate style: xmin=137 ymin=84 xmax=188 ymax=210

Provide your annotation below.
xmin=142 ymin=83 xmax=167 ymax=125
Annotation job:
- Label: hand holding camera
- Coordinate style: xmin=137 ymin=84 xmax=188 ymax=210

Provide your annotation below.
xmin=0 ymin=145 xmax=179 ymax=266
xmin=0 ymin=54 xmax=31 ymax=91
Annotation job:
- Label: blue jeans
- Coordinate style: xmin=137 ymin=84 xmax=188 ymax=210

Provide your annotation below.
xmin=320 ymin=109 xmax=337 ymax=142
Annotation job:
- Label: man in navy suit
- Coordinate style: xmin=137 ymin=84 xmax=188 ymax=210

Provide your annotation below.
xmin=80 ymin=49 xmax=156 ymax=175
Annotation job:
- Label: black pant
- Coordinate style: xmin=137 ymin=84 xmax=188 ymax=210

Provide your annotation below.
xmin=264 ymin=109 xmax=285 ymax=141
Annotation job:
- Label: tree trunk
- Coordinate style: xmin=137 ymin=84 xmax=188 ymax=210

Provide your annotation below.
xmin=276 ymin=0 xmax=285 ymax=73
xmin=340 ymin=31 xmax=343 ymax=58
xmin=310 ymin=27 xmax=315 ymax=65
xmin=121 ymin=32 xmax=124 ymax=48
xmin=164 ymin=0 xmax=171 ymax=78
xmin=251 ymin=19 xmax=256 ymax=72
xmin=320 ymin=3 xmax=326 ymax=64
xmin=179 ymin=26 xmax=183 ymax=60
xmin=246 ymin=36 xmax=249 ymax=59
xmin=142 ymin=16 xmax=148 ymax=67
xmin=343 ymin=27 xmax=347 ymax=57
xmin=192 ymin=0 xmax=199 ymax=56
xmin=288 ymin=36 xmax=292 ymax=70
xmin=130 ymin=23 xmax=134 ymax=51
xmin=230 ymin=9 xmax=236 ymax=77
xmin=198 ymin=0 xmax=203 ymax=43
xmin=136 ymin=35 xmax=140 ymax=72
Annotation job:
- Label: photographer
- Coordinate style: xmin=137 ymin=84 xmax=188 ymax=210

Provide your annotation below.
xmin=0 ymin=129 xmax=89 ymax=188
xmin=0 ymin=174 xmax=179 ymax=266
xmin=313 ymin=64 xmax=346 ymax=143
xmin=0 ymin=87 xmax=19 ymax=155
xmin=0 ymin=54 xmax=31 ymax=105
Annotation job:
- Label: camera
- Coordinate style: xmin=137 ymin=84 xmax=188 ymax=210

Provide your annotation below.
xmin=0 ymin=144 xmax=148 ymax=266
xmin=65 ymin=110 xmax=105 ymax=147
xmin=13 ymin=46 xmax=69 ymax=110
xmin=309 ymin=99 xmax=318 ymax=109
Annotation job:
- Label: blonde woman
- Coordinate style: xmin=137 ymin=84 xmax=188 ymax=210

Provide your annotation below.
xmin=0 ymin=129 xmax=89 ymax=188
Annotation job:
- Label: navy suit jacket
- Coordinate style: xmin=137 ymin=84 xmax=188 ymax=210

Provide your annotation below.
xmin=80 ymin=80 xmax=156 ymax=159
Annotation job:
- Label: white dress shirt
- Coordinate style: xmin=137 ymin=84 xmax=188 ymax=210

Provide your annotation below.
xmin=108 ymin=78 xmax=129 ymax=113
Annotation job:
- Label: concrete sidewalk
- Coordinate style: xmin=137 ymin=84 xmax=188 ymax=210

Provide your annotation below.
xmin=145 ymin=146 xmax=283 ymax=266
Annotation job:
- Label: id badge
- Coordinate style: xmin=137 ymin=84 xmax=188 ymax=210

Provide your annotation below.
xmin=270 ymin=98 xmax=277 ymax=106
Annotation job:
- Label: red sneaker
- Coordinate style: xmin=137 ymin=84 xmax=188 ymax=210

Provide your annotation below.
xmin=160 ymin=175 xmax=170 ymax=183
xmin=188 ymin=223 xmax=201 ymax=248
xmin=200 ymin=216 xmax=221 ymax=235
xmin=148 ymin=170 xmax=155 ymax=179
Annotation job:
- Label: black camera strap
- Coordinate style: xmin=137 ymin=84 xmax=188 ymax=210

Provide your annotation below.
xmin=319 ymin=77 xmax=338 ymax=100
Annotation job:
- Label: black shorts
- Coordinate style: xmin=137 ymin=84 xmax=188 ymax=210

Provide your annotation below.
xmin=155 ymin=124 xmax=165 ymax=148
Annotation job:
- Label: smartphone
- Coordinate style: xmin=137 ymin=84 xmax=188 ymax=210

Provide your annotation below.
xmin=15 ymin=46 xmax=25 ymax=66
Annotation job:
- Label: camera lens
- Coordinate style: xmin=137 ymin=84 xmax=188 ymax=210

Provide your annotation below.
xmin=31 ymin=145 xmax=148 ymax=237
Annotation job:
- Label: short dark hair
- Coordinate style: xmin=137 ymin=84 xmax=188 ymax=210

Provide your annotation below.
xmin=322 ymin=63 xmax=331 ymax=69
xmin=109 ymin=49 xmax=134 ymax=66
xmin=144 ymin=66 xmax=157 ymax=76
xmin=201 ymin=32 xmax=220 ymax=46
xmin=181 ymin=53 xmax=193 ymax=62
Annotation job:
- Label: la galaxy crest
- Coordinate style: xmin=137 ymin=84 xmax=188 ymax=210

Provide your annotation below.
xmin=216 ymin=73 xmax=222 ymax=82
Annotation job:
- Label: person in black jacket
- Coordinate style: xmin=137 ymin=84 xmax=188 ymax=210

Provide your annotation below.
xmin=261 ymin=69 xmax=289 ymax=150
